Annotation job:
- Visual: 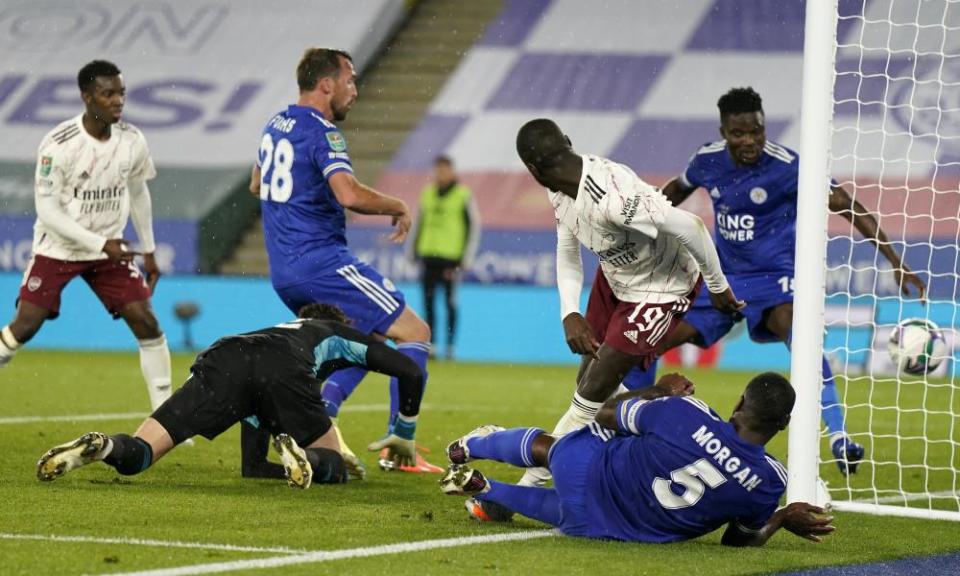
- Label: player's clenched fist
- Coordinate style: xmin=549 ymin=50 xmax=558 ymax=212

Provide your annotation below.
xmin=388 ymin=210 xmax=412 ymax=244
xmin=655 ymin=373 xmax=695 ymax=397
xmin=102 ymin=239 xmax=138 ymax=263
xmin=709 ymin=286 xmax=746 ymax=315
xmin=562 ymin=312 xmax=600 ymax=359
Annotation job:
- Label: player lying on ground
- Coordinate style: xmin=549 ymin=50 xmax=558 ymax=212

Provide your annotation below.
xmin=442 ymin=372 xmax=835 ymax=546
xmin=36 ymin=304 xmax=425 ymax=489
xmin=622 ymin=87 xmax=926 ymax=475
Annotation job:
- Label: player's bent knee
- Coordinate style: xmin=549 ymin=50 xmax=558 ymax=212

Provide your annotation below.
xmin=389 ymin=310 xmax=432 ymax=344
xmin=10 ymin=303 xmax=50 ymax=343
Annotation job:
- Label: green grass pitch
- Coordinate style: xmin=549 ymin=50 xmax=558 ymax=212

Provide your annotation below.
xmin=1 ymin=350 xmax=959 ymax=575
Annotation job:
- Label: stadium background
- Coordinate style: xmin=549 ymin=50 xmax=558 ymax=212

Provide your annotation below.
xmin=0 ymin=0 xmax=956 ymax=373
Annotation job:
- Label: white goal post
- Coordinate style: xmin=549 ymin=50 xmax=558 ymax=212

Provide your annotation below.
xmin=790 ymin=0 xmax=960 ymax=521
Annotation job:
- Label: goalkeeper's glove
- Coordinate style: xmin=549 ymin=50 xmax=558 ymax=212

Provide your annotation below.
xmin=367 ymin=414 xmax=417 ymax=467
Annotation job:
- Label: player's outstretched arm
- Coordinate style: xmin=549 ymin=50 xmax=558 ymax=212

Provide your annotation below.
xmin=828 ymin=184 xmax=926 ymax=302
xmin=325 ymin=324 xmax=423 ymax=466
xmin=595 ymin=373 xmax=695 ymax=431
xmin=329 ymin=172 xmax=411 ymax=242
xmin=721 ymin=502 xmax=835 ymax=547
xmin=658 ymin=206 xmax=744 ymax=314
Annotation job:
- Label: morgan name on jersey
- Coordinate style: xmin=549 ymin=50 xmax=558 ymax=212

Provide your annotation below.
xmin=34 ymin=115 xmax=156 ymax=261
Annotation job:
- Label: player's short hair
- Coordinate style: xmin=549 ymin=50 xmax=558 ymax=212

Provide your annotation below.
xmin=297 ymin=303 xmax=351 ymax=324
xmin=717 ymin=87 xmax=764 ymax=121
xmin=434 ymin=154 xmax=453 ymax=167
xmin=77 ymin=60 xmax=121 ymax=93
xmin=516 ymin=118 xmax=568 ymax=171
xmin=297 ymin=48 xmax=353 ymax=92
xmin=742 ymin=372 xmax=795 ymax=433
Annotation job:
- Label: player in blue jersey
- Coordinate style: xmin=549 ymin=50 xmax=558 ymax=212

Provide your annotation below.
xmin=620 ymin=87 xmax=926 ymax=475
xmin=441 ymin=371 xmax=834 ymax=545
xmin=248 ymin=48 xmax=439 ymax=474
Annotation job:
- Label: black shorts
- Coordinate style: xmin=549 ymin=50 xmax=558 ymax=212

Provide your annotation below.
xmin=152 ymin=348 xmax=332 ymax=447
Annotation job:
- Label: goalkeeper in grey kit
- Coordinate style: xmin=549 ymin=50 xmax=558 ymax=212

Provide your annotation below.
xmin=37 ymin=303 xmax=424 ymax=489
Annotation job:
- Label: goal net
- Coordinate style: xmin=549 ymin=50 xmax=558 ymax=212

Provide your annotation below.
xmin=792 ymin=0 xmax=960 ymax=520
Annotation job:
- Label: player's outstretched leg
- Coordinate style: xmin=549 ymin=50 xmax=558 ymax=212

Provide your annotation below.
xmin=37 ymin=432 xmax=111 ymax=481
xmin=446 ymin=424 xmax=504 ymax=463
xmin=440 ymin=470 xmax=562 ymax=528
xmin=37 ymin=431 xmax=160 ymax=481
xmin=273 ymin=434 xmax=313 ymax=489
xmin=448 ymin=426 xmax=546 ymax=467
xmin=0 ymin=325 xmax=22 ymax=367
xmin=440 ymin=464 xmax=489 ymax=495
xmin=823 ymin=356 xmax=864 ymax=474
xmin=1 ymin=302 xmax=49 ymax=368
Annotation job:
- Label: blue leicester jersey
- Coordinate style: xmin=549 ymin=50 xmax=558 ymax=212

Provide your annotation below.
xmin=680 ymin=141 xmax=799 ymax=275
xmin=258 ymin=105 xmax=355 ymax=289
xmin=588 ymin=396 xmax=787 ymax=543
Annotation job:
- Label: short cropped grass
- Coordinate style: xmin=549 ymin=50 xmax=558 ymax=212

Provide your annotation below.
xmin=1 ymin=350 xmax=959 ymax=575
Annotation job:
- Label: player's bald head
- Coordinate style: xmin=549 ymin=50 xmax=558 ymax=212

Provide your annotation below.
xmin=740 ymin=372 xmax=795 ymax=434
xmin=516 ymin=118 xmax=571 ymax=171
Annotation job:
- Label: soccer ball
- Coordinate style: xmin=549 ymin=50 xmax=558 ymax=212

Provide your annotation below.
xmin=888 ymin=318 xmax=948 ymax=375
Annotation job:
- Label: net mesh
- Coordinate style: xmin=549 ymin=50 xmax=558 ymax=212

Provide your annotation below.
xmin=822 ymin=0 xmax=960 ymax=514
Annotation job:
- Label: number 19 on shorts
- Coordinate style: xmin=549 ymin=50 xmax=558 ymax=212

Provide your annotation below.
xmin=260 ymin=133 xmax=295 ymax=203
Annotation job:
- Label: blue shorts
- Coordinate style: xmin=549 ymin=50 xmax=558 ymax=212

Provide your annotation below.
xmin=548 ymin=424 xmax=610 ymax=537
xmin=275 ymin=258 xmax=406 ymax=335
xmin=684 ymin=271 xmax=793 ymax=347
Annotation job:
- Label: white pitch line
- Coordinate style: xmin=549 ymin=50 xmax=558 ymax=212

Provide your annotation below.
xmin=0 ymin=412 xmax=149 ymax=425
xmin=0 ymin=533 xmax=310 ymax=555
xmin=851 ymin=490 xmax=960 ymax=505
xmin=0 ymin=402 xmax=563 ymax=426
xmin=102 ymin=530 xmax=558 ymax=576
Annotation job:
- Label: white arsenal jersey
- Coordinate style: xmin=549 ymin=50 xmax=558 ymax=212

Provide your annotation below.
xmin=549 ymin=155 xmax=699 ymax=304
xmin=33 ymin=114 xmax=156 ymax=261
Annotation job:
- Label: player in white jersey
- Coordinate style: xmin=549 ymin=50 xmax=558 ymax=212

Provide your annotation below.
xmin=467 ymin=119 xmax=745 ymax=521
xmin=0 ymin=60 xmax=172 ymax=412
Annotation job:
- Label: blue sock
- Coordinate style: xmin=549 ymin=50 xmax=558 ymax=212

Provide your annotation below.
xmin=390 ymin=342 xmax=430 ymax=432
xmin=621 ymin=358 xmax=658 ymax=390
xmin=784 ymin=337 xmax=847 ymax=437
xmin=478 ymin=481 xmax=561 ymax=527
xmin=821 ymin=355 xmax=847 ymax=437
xmin=321 ymin=367 xmax=368 ymax=418
xmin=465 ymin=427 xmax=544 ymax=467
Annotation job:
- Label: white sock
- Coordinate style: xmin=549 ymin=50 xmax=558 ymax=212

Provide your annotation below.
xmin=139 ymin=335 xmax=172 ymax=411
xmin=0 ymin=326 xmax=20 ymax=367
xmin=518 ymin=393 xmax=604 ymax=487
xmin=567 ymin=392 xmax=603 ymax=428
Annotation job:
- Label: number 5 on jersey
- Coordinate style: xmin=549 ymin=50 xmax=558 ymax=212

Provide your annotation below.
xmin=653 ymin=458 xmax=727 ymax=509
xmin=260 ymin=133 xmax=295 ymax=203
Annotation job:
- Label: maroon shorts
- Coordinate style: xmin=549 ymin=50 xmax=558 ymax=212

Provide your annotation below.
xmin=18 ymin=254 xmax=151 ymax=319
xmin=584 ymin=270 xmax=700 ymax=367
